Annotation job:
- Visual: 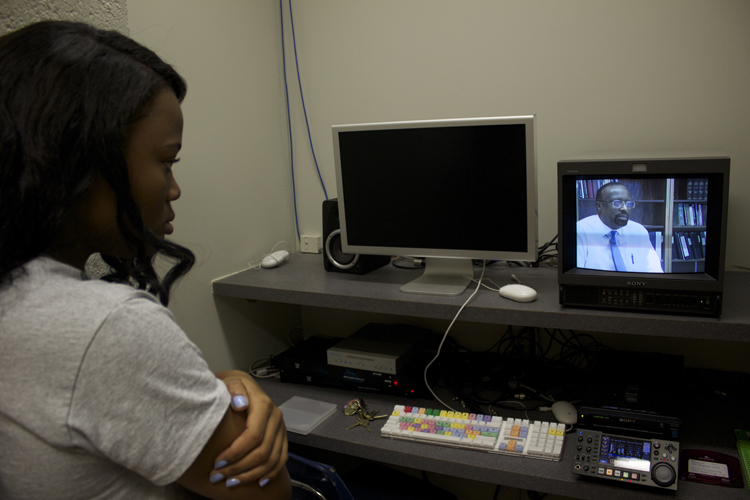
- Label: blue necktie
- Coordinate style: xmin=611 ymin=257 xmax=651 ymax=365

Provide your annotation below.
xmin=609 ymin=230 xmax=627 ymax=271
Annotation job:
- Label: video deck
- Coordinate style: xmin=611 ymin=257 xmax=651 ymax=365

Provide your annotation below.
xmin=573 ymin=350 xmax=684 ymax=490
xmin=270 ymin=332 xmax=433 ymax=399
xmin=573 ymin=429 xmax=679 ymax=490
xmin=326 ymin=323 xmax=429 ymax=374
xmin=578 ymin=350 xmax=683 ymax=441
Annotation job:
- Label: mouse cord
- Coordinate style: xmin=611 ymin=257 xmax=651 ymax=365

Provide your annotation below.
xmin=466 ymin=276 xmax=501 ymax=292
xmin=423 ymin=261 xmax=487 ymax=412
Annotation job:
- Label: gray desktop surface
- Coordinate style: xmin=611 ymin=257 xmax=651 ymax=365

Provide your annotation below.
xmin=212 ymin=253 xmax=750 ymax=341
xmin=259 ymin=378 xmax=745 ymax=500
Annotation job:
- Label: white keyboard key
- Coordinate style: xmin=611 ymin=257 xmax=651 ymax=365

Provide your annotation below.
xmin=527 ymin=444 xmax=545 ymax=456
xmin=544 ymin=441 xmax=555 ymax=454
xmin=413 ymin=432 xmax=462 ymax=444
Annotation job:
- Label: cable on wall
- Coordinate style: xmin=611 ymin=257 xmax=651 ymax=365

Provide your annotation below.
xmin=279 ymin=0 xmax=300 ymax=239
xmin=280 ymin=0 xmax=329 ymax=241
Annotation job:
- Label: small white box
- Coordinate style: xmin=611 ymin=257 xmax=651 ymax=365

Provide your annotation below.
xmin=301 ymin=234 xmax=322 ymax=254
xmin=278 ymin=396 xmax=337 ymax=435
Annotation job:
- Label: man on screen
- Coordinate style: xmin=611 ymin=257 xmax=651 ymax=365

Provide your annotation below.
xmin=577 ymin=182 xmax=664 ymax=273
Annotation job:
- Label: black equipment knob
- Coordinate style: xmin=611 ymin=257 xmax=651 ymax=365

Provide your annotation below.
xmin=651 ymin=462 xmax=676 ymax=487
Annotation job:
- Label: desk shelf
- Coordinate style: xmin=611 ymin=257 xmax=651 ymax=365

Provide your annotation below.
xmin=213 ymin=254 xmax=750 ymax=499
xmin=212 ymin=253 xmax=750 ymax=342
xmin=257 ymin=378 xmax=746 ymax=500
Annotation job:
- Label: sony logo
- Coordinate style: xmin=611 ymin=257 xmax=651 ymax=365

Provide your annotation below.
xmin=627 ymin=281 xmax=647 ymax=287
xmin=619 ymin=418 xmax=637 ymax=423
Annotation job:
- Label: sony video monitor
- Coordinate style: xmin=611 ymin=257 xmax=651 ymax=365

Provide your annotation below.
xmin=558 ymin=150 xmax=730 ymax=316
xmin=333 ymin=115 xmax=538 ymax=296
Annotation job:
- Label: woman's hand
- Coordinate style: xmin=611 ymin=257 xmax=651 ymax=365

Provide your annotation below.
xmin=211 ymin=371 xmax=288 ymax=488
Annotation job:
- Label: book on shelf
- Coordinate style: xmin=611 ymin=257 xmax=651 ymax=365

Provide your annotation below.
xmin=698 ymin=179 xmax=707 ymax=200
xmin=689 ymin=232 xmax=702 ymax=260
xmin=674 ymin=204 xmax=686 ymax=226
xmin=672 ymin=231 xmax=706 ymax=261
xmin=685 ymin=179 xmax=708 ymax=201
xmin=680 ymin=233 xmax=691 ymax=260
xmin=648 ymin=231 xmax=663 ymax=261
xmin=577 ymin=178 xmax=619 ymax=199
xmin=674 ymin=202 xmax=708 ymax=227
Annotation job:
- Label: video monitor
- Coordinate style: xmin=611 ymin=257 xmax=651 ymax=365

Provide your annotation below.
xmin=558 ymin=151 xmax=730 ymax=316
xmin=333 ymin=115 xmax=538 ymax=296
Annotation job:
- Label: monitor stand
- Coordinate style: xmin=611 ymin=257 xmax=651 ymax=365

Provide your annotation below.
xmin=400 ymin=257 xmax=473 ymax=296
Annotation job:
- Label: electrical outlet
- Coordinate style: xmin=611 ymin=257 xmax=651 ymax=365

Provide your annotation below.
xmin=301 ymin=234 xmax=322 ymax=254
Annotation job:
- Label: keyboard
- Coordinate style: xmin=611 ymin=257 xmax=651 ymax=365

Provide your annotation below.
xmin=380 ymin=404 xmax=566 ymax=461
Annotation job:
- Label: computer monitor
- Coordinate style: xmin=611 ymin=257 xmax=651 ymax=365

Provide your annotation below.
xmin=332 ymin=115 xmax=538 ymax=296
xmin=557 ymin=150 xmax=730 ymax=316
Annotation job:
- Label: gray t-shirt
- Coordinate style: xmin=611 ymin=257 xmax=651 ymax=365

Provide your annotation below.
xmin=0 ymin=257 xmax=231 ymax=499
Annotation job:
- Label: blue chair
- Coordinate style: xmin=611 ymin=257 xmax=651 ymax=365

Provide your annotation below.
xmin=288 ymin=451 xmax=458 ymax=500
xmin=288 ymin=452 xmax=355 ymax=500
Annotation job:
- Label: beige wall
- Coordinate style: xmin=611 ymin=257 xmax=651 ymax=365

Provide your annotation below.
xmin=0 ymin=0 xmax=128 ymax=33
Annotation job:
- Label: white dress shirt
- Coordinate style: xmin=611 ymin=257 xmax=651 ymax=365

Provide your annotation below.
xmin=576 ymin=215 xmax=663 ymax=273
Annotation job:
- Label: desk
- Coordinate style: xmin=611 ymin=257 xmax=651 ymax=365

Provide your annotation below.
xmin=213 ymin=254 xmax=750 ymax=499
xmin=213 ymin=253 xmax=750 ymax=341
xmin=258 ymin=378 xmax=745 ymax=500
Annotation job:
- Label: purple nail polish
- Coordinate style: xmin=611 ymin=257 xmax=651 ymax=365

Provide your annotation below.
xmin=259 ymin=478 xmax=270 ymax=488
xmin=226 ymin=478 xmax=241 ymax=488
xmin=214 ymin=460 xmax=228 ymax=469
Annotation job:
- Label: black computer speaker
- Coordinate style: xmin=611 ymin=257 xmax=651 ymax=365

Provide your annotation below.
xmin=323 ymin=199 xmax=391 ymax=275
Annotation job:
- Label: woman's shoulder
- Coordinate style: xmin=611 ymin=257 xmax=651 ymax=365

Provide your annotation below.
xmin=33 ymin=256 xmax=159 ymax=301
xmin=3 ymin=256 xmax=165 ymax=327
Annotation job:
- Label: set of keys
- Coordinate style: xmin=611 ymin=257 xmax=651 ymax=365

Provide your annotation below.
xmin=344 ymin=398 xmax=387 ymax=431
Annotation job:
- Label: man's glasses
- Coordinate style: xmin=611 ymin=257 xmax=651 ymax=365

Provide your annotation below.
xmin=597 ymin=199 xmax=636 ymax=209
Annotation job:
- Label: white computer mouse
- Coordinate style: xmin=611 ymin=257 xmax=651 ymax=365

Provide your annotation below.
xmin=551 ymin=401 xmax=578 ymax=425
xmin=261 ymin=250 xmax=290 ymax=269
xmin=499 ymin=283 xmax=537 ymax=302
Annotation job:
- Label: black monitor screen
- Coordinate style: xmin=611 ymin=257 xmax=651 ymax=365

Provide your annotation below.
xmin=337 ymin=124 xmax=528 ymax=253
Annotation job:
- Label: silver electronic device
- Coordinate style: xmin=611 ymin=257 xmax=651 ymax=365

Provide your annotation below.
xmin=573 ymin=429 xmax=679 ymax=490
xmin=326 ymin=323 xmax=427 ymax=375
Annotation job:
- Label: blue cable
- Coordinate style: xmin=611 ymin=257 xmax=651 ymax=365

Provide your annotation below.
xmin=280 ymin=0 xmax=301 ymax=239
xmin=287 ymin=0 xmax=329 ymax=201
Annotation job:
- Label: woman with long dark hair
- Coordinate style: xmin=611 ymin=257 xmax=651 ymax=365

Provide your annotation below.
xmin=0 ymin=20 xmax=290 ymax=499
